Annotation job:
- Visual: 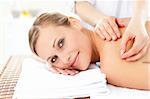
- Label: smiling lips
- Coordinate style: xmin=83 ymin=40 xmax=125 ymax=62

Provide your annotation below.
xmin=70 ymin=52 xmax=80 ymax=68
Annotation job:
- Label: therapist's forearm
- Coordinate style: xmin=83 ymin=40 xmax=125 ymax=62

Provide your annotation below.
xmin=132 ymin=0 xmax=148 ymax=23
xmin=75 ymin=1 xmax=106 ymax=26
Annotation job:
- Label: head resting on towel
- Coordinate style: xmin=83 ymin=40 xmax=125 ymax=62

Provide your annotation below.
xmin=28 ymin=12 xmax=99 ymax=71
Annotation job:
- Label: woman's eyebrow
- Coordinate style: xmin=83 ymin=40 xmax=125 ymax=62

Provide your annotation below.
xmin=52 ymin=38 xmax=56 ymax=48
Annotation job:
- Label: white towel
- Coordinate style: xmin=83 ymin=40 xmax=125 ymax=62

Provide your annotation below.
xmin=91 ymin=84 xmax=150 ymax=99
xmin=13 ymin=58 xmax=109 ymax=99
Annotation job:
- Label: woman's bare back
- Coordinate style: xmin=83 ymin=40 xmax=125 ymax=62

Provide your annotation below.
xmin=94 ymin=18 xmax=150 ymax=90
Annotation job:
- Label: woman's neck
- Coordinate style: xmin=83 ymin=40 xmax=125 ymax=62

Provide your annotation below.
xmin=81 ymin=28 xmax=100 ymax=63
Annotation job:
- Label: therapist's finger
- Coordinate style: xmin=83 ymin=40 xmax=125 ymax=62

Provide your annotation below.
xmin=125 ymin=42 xmax=148 ymax=61
xmin=100 ymin=25 xmax=111 ymax=41
xmin=121 ymin=38 xmax=145 ymax=59
xmin=103 ymin=21 xmax=117 ymax=41
xmin=95 ymin=26 xmax=105 ymax=40
xmin=108 ymin=18 xmax=121 ymax=38
xmin=115 ymin=18 xmax=126 ymax=28
xmin=120 ymin=33 xmax=132 ymax=56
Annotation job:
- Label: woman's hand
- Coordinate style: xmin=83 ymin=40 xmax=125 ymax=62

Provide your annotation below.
xmin=48 ymin=66 xmax=79 ymax=76
xmin=94 ymin=16 xmax=123 ymax=41
xmin=120 ymin=19 xmax=150 ymax=61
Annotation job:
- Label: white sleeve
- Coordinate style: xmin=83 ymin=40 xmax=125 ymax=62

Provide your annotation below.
xmin=75 ymin=0 xmax=96 ymax=5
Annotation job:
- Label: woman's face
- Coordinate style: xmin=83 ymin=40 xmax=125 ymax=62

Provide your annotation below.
xmin=35 ymin=23 xmax=92 ymax=70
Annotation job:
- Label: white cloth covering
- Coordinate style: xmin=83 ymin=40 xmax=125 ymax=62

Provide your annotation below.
xmin=13 ymin=58 xmax=110 ymax=99
xmin=91 ymin=84 xmax=150 ymax=99
xmin=75 ymin=0 xmax=133 ymax=18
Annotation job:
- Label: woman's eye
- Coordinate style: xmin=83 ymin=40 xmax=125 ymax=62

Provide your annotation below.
xmin=51 ymin=55 xmax=58 ymax=63
xmin=58 ymin=38 xmax=64 ymax=48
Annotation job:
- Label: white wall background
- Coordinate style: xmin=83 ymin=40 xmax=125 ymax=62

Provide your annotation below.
xmin=0 ymin=0 xmax=75 ymax=64
xmin=0 ymin=0 xmax=150 ymax=64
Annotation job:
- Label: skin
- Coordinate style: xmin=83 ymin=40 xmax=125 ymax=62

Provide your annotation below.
xmin=35 ymin=18 xmax=150 ymax=90
xmin=94 ymin=18 xmax=150 ymax=90
xmin=75 ymin=0 xmax=149 ymax=61
xmin=120 ymin=0 xmax=149 ymax=60
xmin=35 ymin=21 xmax=94 ymax=71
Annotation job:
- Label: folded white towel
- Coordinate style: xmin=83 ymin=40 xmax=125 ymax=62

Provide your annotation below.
xmin=13 ymin=58 xmax=110 ymax=99
xmin=91 ymin=84 xmax=150 ymax=99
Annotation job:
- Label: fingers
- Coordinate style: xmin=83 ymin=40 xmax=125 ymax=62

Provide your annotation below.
xmin=115 ymin=18 xmax=126 ymax=28
xmin=120 ymin=33 xmax=132 ymax=56
xmin=66 ymin=69 xmax=79 ymax=75
xmin=121 ymin=37 xmax=145 ymax=59
xmin=108 ymin=18 xmax=121 ymax=38
xmin=125 ymin=40 xmax=150 ymax=61
xmin=103 ymin=21 xmax=117 ymax=40
xmin=55 ymin=68 xmax=69 ymax=75
xmin=99 ymin=24 xmax=111 ymax=41
xmin=94 ymin=16 xmax=121 ymax=41
xmin=125 ymin=44 xmax=147 ymax=61
xmin=56 ymin=68 xmax=79 ymax=76
xmin=95 ymin=26 xmax=105 ymax=40
xmin=47 ymin=63 xmax=79 ymax=76
xmin=48 ymin=66 xmax=60 ymax=74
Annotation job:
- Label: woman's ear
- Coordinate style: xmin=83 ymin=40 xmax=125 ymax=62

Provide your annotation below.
xmin=68 ymin=17 xmax=82 ymax=30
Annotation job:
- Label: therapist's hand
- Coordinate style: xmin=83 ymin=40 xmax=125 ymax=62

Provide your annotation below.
xmin=94 ymin=16 xmax=124 ymax=41
xmin=120 ymin=19 xmax=150 ymax=61
xmin=48 ymin=66 xmax=79 ymax=76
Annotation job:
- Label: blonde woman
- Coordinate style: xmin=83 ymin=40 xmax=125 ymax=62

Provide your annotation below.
xmin=29 ymin=12 xmax=150 ymax=90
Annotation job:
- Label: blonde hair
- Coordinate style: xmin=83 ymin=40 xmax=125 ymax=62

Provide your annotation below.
xmin=28 ymin=12 xmax=70 ymax=56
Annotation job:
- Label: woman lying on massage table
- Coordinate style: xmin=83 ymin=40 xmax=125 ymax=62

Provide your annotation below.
xmin=28 ymin=13 xmax=150 ymax=90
